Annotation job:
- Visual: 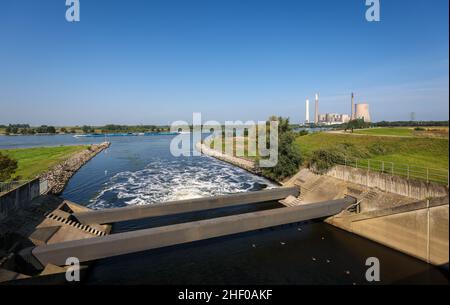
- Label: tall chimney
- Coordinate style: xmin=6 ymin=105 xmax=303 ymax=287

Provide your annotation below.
xmin=351 ymin=92 xmax=355 ymax=120
xmin=305 ymin=98 xmax=310 ymax=124
xmin=314 ymin=93 xmax=319 ymax=124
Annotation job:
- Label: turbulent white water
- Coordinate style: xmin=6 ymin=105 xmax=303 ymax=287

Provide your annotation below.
xmin=88 ymin=156 xmax=276 ymax=209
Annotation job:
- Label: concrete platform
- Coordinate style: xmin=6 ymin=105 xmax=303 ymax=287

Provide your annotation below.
xmin=32 ymin=197 xmax=355 ymax=266
xmin=73 ymin=187 xmax=300 ymax=225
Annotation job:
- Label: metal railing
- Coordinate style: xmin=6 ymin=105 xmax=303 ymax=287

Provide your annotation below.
xmin=338 ymin=157 xmax=449 ymax=185
xmin=0 ymin=178 xmax=50 ymax=196
xmin=0 ymin=180 xmax=29 ymax=195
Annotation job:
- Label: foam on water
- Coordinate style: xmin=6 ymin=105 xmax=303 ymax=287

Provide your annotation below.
xmin=88 ymin=155 xmax=276 ymax=209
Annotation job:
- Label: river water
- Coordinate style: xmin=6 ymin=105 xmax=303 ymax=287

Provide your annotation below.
xmin=0 ymin=135 xmax=448 ymax=284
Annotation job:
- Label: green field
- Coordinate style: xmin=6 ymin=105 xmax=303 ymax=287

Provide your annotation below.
xmin=0 ymin=145 xmax=88 ymax=181
xmin=295 ymin=132 xmax=449 ymax=183
xmin=354 ymin=127 xmax=415 ymax=137
xmin=354 ymin=127 xmax=449 ymax=138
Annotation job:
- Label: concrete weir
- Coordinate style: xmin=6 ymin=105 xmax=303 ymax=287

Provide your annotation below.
xmin=32 ymin=197 xmax=354 ymax=266
xmin=73 ymin=187 xmax=300 ymax=225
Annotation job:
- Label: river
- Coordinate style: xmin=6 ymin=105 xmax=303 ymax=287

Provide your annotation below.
xmin=0 ymin=135 xmax=448 ymax=284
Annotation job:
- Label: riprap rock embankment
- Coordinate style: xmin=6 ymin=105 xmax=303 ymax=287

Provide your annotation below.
xmin=40 ymin=142 xmax=110 ymax=195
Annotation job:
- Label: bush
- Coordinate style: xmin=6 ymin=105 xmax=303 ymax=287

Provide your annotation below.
xmin=368 ymin=142 xmax=393 ymax=155
xmin=259 ymin=117 xmax=303 ymax=181
xmin=0 ymin=153 xmax=18 ymax=181
xmin=414 ymin=127 xmax=426 ymax=131
xmin=309 ymin=149 xmax=346 ymax=173
xmin=309 ymin=143 xmax=371 ymax=173
xmin=297 ymin=130 xmax=309 ymax=136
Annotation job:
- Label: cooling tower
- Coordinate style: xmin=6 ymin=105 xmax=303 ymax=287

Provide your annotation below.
xmin=355 ymin=103 xmax=371 ymax=122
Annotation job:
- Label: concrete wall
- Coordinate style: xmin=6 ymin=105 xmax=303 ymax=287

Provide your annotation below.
xmin=344 ymin=201 xmax=448 ymax=266
xmin=327 ymin=196 xmax=449 ymax=266
xmin=0 ymin=178 xmax=41 ymax=221
xmin=326 ymin=165 xmax=448 ymax=200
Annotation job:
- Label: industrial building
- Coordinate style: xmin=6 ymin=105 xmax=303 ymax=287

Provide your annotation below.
xmin=304 ymin=92 xmax=371 ymax=125
xmin=317 ymin=113 xmax=351 ymax=125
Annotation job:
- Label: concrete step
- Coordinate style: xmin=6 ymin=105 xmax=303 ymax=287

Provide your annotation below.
xmin=29 ymin=226 xmax=60 ymax=246
xmin=279 ymin=195 xmax=303 ymax=207
xmin=45 ymin=212 xmax=107 ymax=237
xmin=0 ymin=268 xmax=30 ymax=283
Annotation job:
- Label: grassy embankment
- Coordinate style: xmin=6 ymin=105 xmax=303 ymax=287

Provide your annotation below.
xmin=207 ymin=128 xmax=449 ymax=168
xmin=207 ymin=137 xmax=257 ymax=160
xmin=295 ymin=132 xmax=449 ymax=183
xmin=0 ymin=145 xmax=88 ymax=181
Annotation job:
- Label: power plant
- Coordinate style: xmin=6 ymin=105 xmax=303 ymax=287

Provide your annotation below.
xmin=303 ymin=92 xmax=371 ymax=125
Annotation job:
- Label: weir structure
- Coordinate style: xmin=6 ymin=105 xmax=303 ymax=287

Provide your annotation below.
xmin=12 ymin=187 xmax=354 ymax=274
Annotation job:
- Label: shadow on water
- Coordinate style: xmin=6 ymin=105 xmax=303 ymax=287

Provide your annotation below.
xmin=112 ymin=201 xmax=283 ymax=233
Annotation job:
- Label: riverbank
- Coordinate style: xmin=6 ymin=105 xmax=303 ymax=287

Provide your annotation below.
xmin=196 ymin=142 xmax=283 ymax=186
xmin=0 ymin=142 xmax=111 ymax=277
xmin=0 ymin=145 xmax=93 ymax=181
xmin=197 ymin=142 xmax=258 ymax=173
xmin=39 ymin=142 xmax=110 ymax=195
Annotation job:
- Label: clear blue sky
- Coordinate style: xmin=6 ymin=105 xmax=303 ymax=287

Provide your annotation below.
xmin=0 ymin=0 xmax=448 ymax=125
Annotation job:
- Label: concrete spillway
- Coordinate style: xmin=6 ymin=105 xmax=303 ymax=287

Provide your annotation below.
xmin=31 ymin=196 xmax=355 ymax=266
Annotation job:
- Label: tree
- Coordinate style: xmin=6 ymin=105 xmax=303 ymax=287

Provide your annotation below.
xmin=258 ymin=117 xmax=303 ymax=181
xmin=82 ymin=125 xmax=93 ymax=134
xmin=0 ymin=153 xmax=18 ymax=181
xmin=344 ymin=119 xmax=369 ymax=133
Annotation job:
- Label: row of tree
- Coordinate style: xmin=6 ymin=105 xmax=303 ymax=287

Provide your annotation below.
xmin=337 ymin=119 xmax=449 ymax=133
xmin=78 ymin=125 xmax=171 ymax=134
xmin=5 ymin=125 xmax=56 ymax=135
xmin=373 ymin=121 xmax=449 ymax=127
xmin=341 ymin=119 xmax=371 ymax=132
xmin=100 ymin=124 xmax=170 ymax=133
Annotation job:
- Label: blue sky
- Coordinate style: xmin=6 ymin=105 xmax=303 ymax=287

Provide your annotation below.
xmin=0 ymin=0 xmax=448 ymax=125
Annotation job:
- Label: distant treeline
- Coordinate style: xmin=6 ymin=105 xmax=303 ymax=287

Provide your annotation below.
xmin=3 ymin=124 xmax=56 ymax=135
xmin=372 ymin=121 xmax=449 ymax=127
xmin=292 ymin=120 xmax=449 ymax=129
xmin=2 ymin=120 xmax=447 ymax=135
xmin=100 ymin=124 xmax=170 ymax=133
xmin=0 ymin=124 xmax=171 ymax=135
